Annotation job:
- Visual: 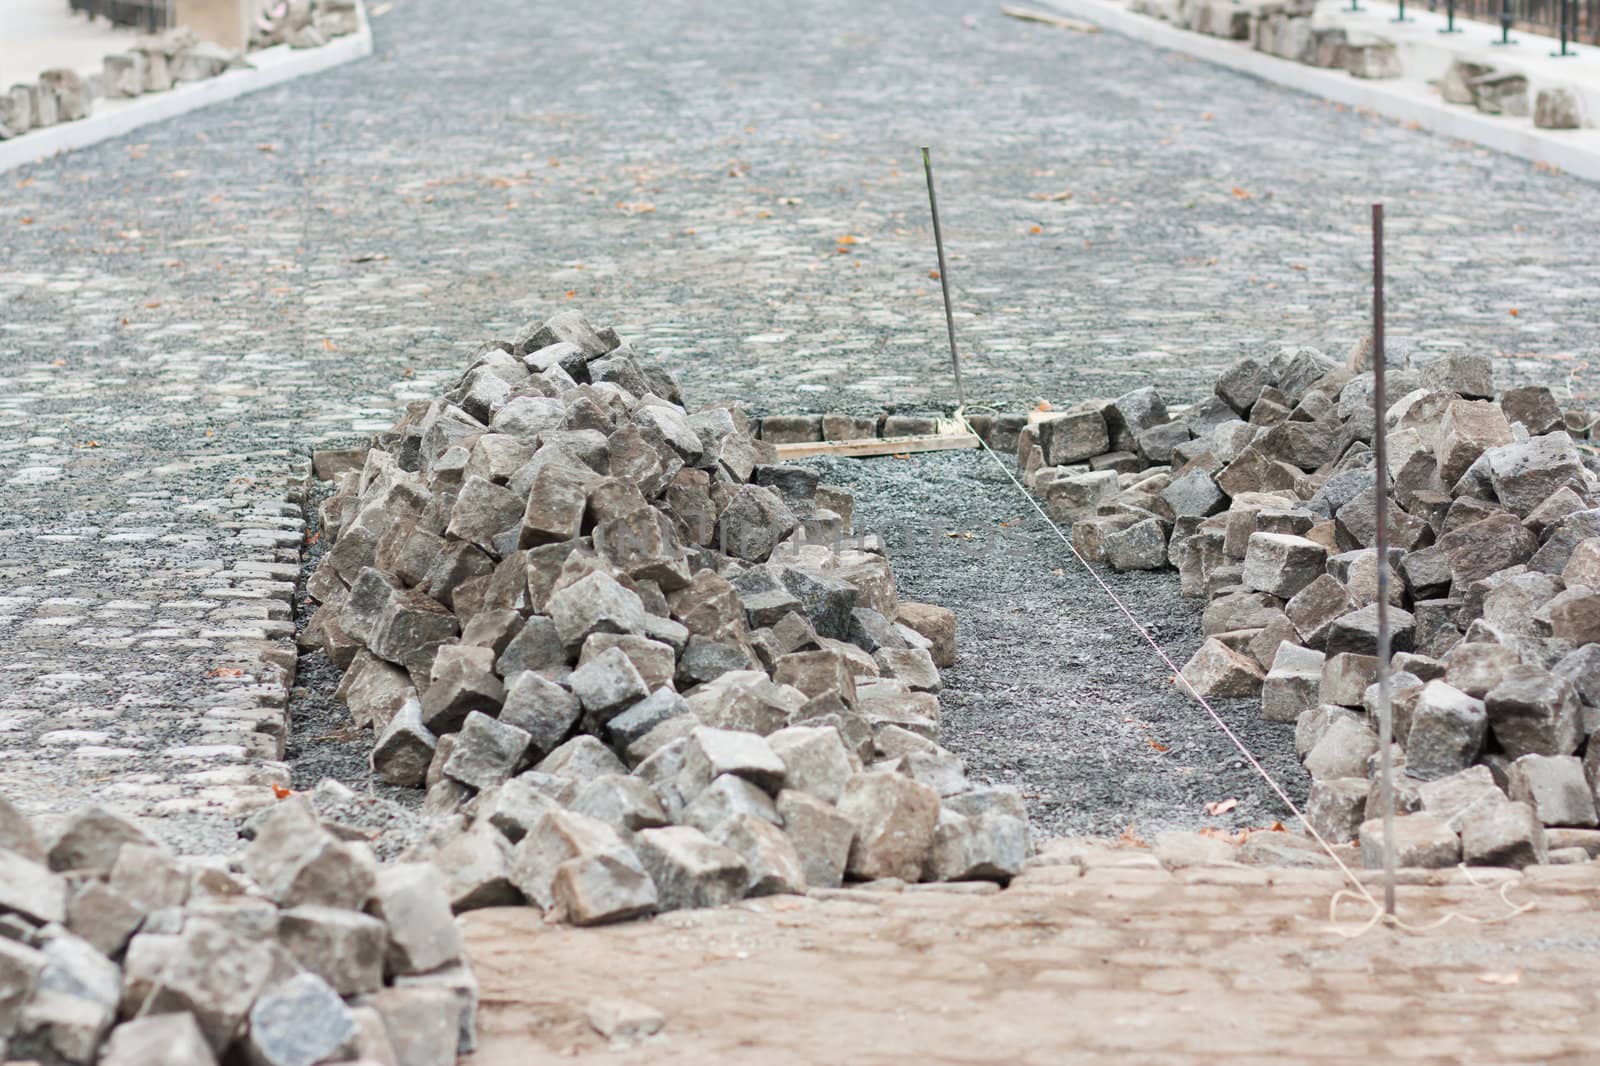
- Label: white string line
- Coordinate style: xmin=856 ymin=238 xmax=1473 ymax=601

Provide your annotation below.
xmin=953 ymin=408 xmax=1382 ymax=911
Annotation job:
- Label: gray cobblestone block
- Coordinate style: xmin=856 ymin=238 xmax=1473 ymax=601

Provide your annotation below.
xmin=473 ymin=779 xmax=558 ymax=845
xmin=605 ymin=688 xmax=689 ymax=753
xmin=822 ymin=414 xmax=879 ymax=441
xmin=1484 ymin=433 xmax=1586 ymax=518
xmin=508 ymin=809 xmax=638 ymax=911
xmin=731 ymin=566 xmax=803 ymax=628
xmin=419 ymin=646 xmax=503 ymax=735
xmin=548 ymin=571 xmax=648 ymax=649
xmin=667 ymin=569 xmax=745 ymax=639
xmin=715 ymin=484 xmax=798 ymax=563
xmin=143 ymin=920 xmax=276 ymax=1051
xmin=762 ymin=725 xmax=854 ymax=805
xmin=1324 ymin=603 xmax=1414 ymax=659
xmin=371 ymin=588 xmax=460 ymax=682
xmin=837 ymin=772 xmax=939 ymax=882
xmin=681 ymin=774 xmax=781 ymax=836
xmin=494 ymin=616 xmax=564 ymax=678
xmin=64 ymin=880 xmax=143 ymax=958
xmin=1036 ymin=410 xmax=1109 ymax=466
xmin=775 ymin=566 xmax=858 ymax=640
xmin=1404 ymin=680 xmax=1487 ymax=781
xmin=1318 ymin=652 xmax=1377 ymax=709
xmin=1306 ymin=777 xmax=1369 ymax=845
xmin=771 ymin=648 xmax=856 ymax=706
xmin=46 ymin=807 xmax=154 ymax=877
xmin=1485 ymin=666 xmax=1582 ymax=759
xmin=1071 ymin=513 xmax=1140 ymax=563
xmin=98 ymin=1012 xmax=216 ymax=1066
xmin=1507 ymin=754 xmax=1598 ymax=828
xmin=1103 ymin=517 xmax=1169 ymax=572
xmin=277 ymin=905 xmax=386 ymax=998
xmin=246 ymin=972 xmax=358 ymax=1066
xmin=0 ymin=795 xmax=43 ymax=865
xmin=678 ymin=726 xmax=786 ymax=801
xmin=1418 ymin=765 xmax=1506 ymax=832
xmin=338 ymin=653 xmax=418 ymax=734
xmin=369 ymin=863 xmax=462 ymax=977
xmin=1435 ymin=399 xmax=1513 ymax=486
xmin=243 ymin=800 xmax=376 ymax=911
xmin=426 ymin=822 xmax=520 ymax=912
xmin=636 ymin=826 xmax=749 ymax=911
xmin=533 ymin=736 xmax=628 ymax=783
xmin=1531 ymin=85 xmax=1582 ymax=129
xmin=571 ymin=774 xmax=668 ymax=834
xmin=1039 ymin=469 xmax=1118 ymax=523
xmin=443 ymin=712 xmax=531 ymax=791
xmin=569 ymin=646 xmax=650 ymax=722
xmin=1303 ymin=713 xmax=1377 ymax=780
xmin=1240 ymin=532 xmax=1325 ymax=600
xmin=712 ymin=813 xmax=805 ymax=896
xmin=873 ymin=646 xmax=941 ymax=693
xmin=1358 ymin=814 xmax=1460 ymax=869
xmin=371 ymin=698 xmax=435 ymax=787
xmin=1261 ymin=645 xmax=1323 ymax=723
xmin=359 ymin=986 xmax=461 ymax=1066
xmin=1461 ymin=799 xmax=1546 ymax=868
xmin=758 ymin=415 xmax=823 ymax=444
xmin=518 ymin=312 xmax=611 ymax=360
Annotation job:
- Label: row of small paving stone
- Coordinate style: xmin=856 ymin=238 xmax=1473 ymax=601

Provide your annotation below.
xmin=1129 ymin=0 xmax=1585 ymax=129
xmin=0 ymin=3 xmax=359 ymax=142
xmin=1 ymin=786 xmax=473 ymax=1066
xmin=299 ymin=309 xmax=1033 ymax=926
xmin=1013 ymin=342 xmax=1600 ymax=869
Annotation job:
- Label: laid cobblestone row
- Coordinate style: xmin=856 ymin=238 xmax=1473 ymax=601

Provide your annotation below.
xmin=1016 ymin=343 xmax=1600 ymax=867
xmin=0 ymin=788 xmax=473 ymax=1066
xmin=300 ymin=308 xmax=1033 ymax=924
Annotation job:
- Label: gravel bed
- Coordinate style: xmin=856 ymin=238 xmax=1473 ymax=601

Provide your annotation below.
xmin=800 ymin=448 xmax=1308 ymax=838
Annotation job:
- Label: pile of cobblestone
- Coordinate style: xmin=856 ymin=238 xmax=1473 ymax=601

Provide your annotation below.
xmin=0 ymin=1 xmax=359 ymax=142
xmin=301 ymin=309 xmax=1032 ymax=925
xmin=0 ymin=791 xmax=473 ymax=1066
xmin=1020 ymin=346 xmax=1600 ymax=869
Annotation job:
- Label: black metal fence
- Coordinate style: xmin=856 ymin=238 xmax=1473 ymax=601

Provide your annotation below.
xmin=67 ymin=0 xmax=172 ymax=32
xmin=1428 ymin=0 xmax=1599 ymax=45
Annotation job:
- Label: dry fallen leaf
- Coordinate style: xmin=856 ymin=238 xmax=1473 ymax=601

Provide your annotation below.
xmin=322 ymin=338 xmax=337 ymax=351
xmin=1034 ymin=400 xmax=1054 ymax=412
xmin=928 ymin=270 xmax=940 ymax=280
xmin=1205 ymin=798 xmax=1239 ymax=816
xmin=272 ymin=784 xmax=294 ymax=799
xmin=1231 ymin=187 xmax=1251 ymax=200
xmin=1119 ymin=824 xmax=1149 ymax=848
xmin=1031 ymin=190 xmax=1073 ymax=202
xmin=1508 ymin=308 xmax=1520 ymax=317
xmin=1029 ymin=225 xmax=1043 ymax=235
xmin=838 ymin=234 xmax=861 ymax=245
xmin=1477 ymin=972 xmax=1521 ymax=986
xmin=1146 ymin=738 xmax=1170 ymax=753
xmin=80 ymin=440 xmax=100 ymax=449
xmin=207 ymin=668 xmax=246 ymax=678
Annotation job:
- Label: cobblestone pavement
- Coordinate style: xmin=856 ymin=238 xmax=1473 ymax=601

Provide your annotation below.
xmin=2 ymin=0 xmax=1597 ymax=850
xmin=465 ymin=841 xmax=1600 ymax=1064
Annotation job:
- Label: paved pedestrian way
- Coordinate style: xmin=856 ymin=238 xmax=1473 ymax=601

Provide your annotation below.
xmin=464 ymin=840 xmax=1600 ymax=1063
xmin=2 ymin=0 xmax=1597 ymax=850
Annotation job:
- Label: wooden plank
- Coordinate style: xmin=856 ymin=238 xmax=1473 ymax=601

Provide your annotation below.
xmin=773 ymin=433 xmax=982 ymax=460
xmin=1000 ymin=5 xmax=1101 ymax=32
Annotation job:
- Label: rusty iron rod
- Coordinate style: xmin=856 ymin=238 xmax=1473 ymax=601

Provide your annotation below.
xmin=1372 ymin=202 xmax=1397 ymax=919
xmin=922 ymin=147 xmax=968 ymax=410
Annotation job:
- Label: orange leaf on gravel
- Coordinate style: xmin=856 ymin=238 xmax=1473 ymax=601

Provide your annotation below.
xmin=1205 ymin=798 xmax=1239 ymax=816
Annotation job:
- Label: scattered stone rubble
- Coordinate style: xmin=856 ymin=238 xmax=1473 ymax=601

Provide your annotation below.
xmin=0 ymin=789 xmax=471 ymax=1066
xmin=0 ymin=1 xmax=359 ymax=142
xmin=1018 ymin=345 xmax=1600 ymax=870
xmin=300 ymin=308 xmax=1033 ymax=927
xmin=1121 ymin=0 xmax=1586 ymax=132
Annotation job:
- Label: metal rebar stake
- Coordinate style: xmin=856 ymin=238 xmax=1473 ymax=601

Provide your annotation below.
xmin=1372 ymin=203 xmax=1397 ymax=919
xmin=922 ymin=147 xmax=968 ymax=410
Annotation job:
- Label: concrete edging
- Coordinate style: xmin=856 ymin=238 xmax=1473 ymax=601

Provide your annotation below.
xmin=1041 ymin=0 xmax=1600 ymax=183
xmin=0 ymin=3 xmax=373 ymax=175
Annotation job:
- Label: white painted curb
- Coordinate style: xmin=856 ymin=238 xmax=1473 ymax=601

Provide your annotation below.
xmin=0 ymin=2 xmax=373 ymax=175
xmin=1041 ymin=0 xmax=1600 ymax=183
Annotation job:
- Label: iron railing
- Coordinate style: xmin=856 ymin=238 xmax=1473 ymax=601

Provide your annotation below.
xmin=1429 ymin=0 xmax=1599 ymax=46
xmin=68 ymin=0 xmax=172 ymax=32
